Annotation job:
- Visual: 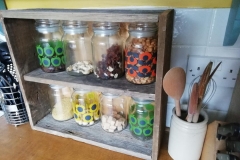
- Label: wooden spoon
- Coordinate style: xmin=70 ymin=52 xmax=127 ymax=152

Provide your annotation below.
xmin=163 ymin=67 xmax=186 ymax=117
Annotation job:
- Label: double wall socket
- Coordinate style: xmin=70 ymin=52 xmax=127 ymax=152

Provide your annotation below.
xmin=186 ymin=56 xmax=240 ymax=88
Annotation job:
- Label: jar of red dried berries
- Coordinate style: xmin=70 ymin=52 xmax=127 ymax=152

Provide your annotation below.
xmin=125 ymin=23 xmax=158 ymax=84
xmin=92 ymin=22 xmax=124 ymax=80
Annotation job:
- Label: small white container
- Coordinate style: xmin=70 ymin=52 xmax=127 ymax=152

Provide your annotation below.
xmin=168 ymin=107 xmax=208 ymax=160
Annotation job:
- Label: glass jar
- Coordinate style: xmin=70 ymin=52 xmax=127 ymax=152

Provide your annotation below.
xmin=62 ymin=21 xmax=93 ymax=76
xmin=128 ymin=97 xmax=154 ymax=140
xmin=35 ymin=19 xmax=65 ymax=73
xmin=49 ymin=85 xmax=73 ymax=121
xmin=125 ymin=22 xmax=158 ymax=84
xmin=92 ymin=22 xmax=124 ymax=79
xmin=71 ymin=89 xmax=100 ymax=126
xmin=100 ymin=93 xmax=127 ymax=133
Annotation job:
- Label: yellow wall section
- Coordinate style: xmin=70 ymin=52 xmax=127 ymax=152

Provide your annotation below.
xmin=5 ymin=0 xmax=232 ymax=9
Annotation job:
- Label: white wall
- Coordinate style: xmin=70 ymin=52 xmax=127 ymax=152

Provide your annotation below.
xmin=166 ymin=8 xmax=240 ymax=126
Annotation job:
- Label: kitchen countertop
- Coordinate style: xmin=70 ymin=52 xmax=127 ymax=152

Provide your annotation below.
xmin=0 ymin=116 xmax=172 ymax=160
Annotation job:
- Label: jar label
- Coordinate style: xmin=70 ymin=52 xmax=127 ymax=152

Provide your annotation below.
xmin=125 ymin=37 xmax=157 ymax=84
xmin=36 ymin=40 xmax=65 ymax=72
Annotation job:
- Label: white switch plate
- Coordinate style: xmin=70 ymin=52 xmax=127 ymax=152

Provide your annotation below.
xmin=186 ymin=56 xmax=240 ymax=88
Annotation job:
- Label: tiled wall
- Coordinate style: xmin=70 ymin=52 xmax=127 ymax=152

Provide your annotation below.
xmin=166 ymin=8 xmax=240 ymax=126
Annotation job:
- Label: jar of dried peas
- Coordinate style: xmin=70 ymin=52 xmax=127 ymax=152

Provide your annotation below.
xmin=125 ymin=22 xmax=158 ymax=84
xmin=92 ymin=22 xmax=124 ymax=79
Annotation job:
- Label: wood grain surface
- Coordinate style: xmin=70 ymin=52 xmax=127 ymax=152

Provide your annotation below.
xmin=35 ymin=113 xmax=152 ymax=159
xmin=0 ymin=9 xmax=161 ymax=22
xmin=226 ymin=71 xmax=240 ymax=123
xmin=24 ymin=69 xmax=155 ymax=100
xmin=152 ymin=10 xmax=173 ymax=160
xmin=0 ymin=117 xmax=172 ymax=160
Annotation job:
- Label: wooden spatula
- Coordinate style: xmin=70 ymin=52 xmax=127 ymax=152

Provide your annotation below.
xmin=186 ymin=83 xmax=199 ymax=122
xmin=163 ymin=67 xmax=186 ymax=117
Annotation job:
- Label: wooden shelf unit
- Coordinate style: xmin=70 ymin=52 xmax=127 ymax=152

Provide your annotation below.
xmin=0 ymin=9 xmax=174 ymax=160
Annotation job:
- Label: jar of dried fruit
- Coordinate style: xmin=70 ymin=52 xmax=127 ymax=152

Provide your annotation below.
xmin=72 ymin=89 xmax=100 ymax=126
xmin=100 ymin=93 xmax=127 ymax=133
xmin=35 ymin=19 xmax=65 ymax=73
xmin=129 ymin=97 xmax=154 ymax=140
xmin=62 ymin=21 xmax=93 ymax=76
xmin=125 ymin=22 xmax=158 ymax=84
xmin=49 ymin=85 xmax=73 ymax=121
xmin=92 ymin=22 xmax=124 ymax=79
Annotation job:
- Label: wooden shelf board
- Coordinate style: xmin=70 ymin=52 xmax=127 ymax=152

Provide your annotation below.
xmin=24 ymin=68 xmax=155 ymax=100
xmin=0 ymin=9 xmax=161 ymax=22
xmin=34 ymin=113 xmax=152 ymax=159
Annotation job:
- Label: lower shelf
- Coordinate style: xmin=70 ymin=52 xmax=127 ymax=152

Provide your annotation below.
xmin=34 ymin=113 xmax=153 ymax=159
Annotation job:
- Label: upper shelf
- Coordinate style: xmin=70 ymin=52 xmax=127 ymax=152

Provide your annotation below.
xmin=24 ymin=69 xmax=155 ymax=100
xmin=0 ymin=9 xmax=161 ymax=22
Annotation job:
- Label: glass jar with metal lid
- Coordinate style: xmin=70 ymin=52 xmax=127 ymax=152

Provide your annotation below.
xmin=71 ymin=89 xmax=100 ymax=126
xmin=125 ymin=22 xmax=158 ymax=84
xmin=49 ymin=85 xmax=73 ymax=121
xmin=128 ymin=97 xmax=154 ymax=140
xmin=35 ymin=19 xmax=65 ymax=73
xmin=92 ymin=22 xmax=124 ymax=79
xmin=62 ymin=21 xmax=93 ymax=76
xmin=100 ymin=93 xmax=127 ymax=133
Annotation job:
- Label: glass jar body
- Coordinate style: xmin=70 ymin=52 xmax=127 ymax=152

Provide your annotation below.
xmin=92 ymin=22 xmax=124 ymax=79
xmin=62 ymin=21 xmax=93 ymax=76
xmin=128 ymin=98 xmax=154 ymax=140
xmin=35 ymin=20 xmax=65 ymax=73
xmin=72 ymin=89 xmax=100 ymax=126
xmin=100 ymin=93 xmax=127 ymax=133
xmin=49 ymin=85 xmax=73 ymax=121
xmin=125 ymin=23 xmax=158 ymax=84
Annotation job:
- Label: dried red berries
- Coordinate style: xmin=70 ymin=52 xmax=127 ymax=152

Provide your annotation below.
xmin=95 ymin=44 xmax=124 ymax=79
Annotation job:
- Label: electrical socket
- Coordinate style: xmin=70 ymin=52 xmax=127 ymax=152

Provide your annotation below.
xmin=186 ymin=55 xmax=240 ymax=88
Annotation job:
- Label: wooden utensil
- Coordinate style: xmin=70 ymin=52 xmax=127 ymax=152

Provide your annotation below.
xmin=192 ymin=62 xmax=213 ymax=123
xmin=186 ymin=83 xmax=199 ymax=122
xmin=192 ymin=61 xmax=222 ymax=123
xmin=163 ymin=67 xmax=186 ymax=117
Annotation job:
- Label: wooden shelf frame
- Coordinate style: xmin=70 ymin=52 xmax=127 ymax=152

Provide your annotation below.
xmin=24 ymin=68 xmax=155 ymax=100
xmin=0 ymin=9 xmax=174 ymax=160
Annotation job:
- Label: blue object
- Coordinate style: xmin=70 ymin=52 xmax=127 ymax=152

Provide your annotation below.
xmin=223 ymin=0 xmax=240 ymax=46
xmin=0 ymin=0 xmax=6 ymax=35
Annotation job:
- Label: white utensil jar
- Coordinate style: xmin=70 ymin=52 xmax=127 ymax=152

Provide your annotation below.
xmin=168 ymin=107 xmax=208 ymax=160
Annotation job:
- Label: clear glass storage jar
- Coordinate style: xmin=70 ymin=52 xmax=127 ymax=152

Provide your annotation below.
xmin=100 ymin=93 xmax=127 ymax=133
xmin=92 ymin=22 xmax=124 ymax=79
xmin=128 ymin=97 xmax=154 ymax=140
xmin=62 ymin=21 xmax=93 ymax=76
xmin=49 ymin=85 xmax=73 ymax=121
xmin=125 ymin=22 xmax=158 ymax=84
xmin=71 ymin=89 xmax=100 ymax=126
xmin=35 ymin=19 xmax=65 ymax=73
